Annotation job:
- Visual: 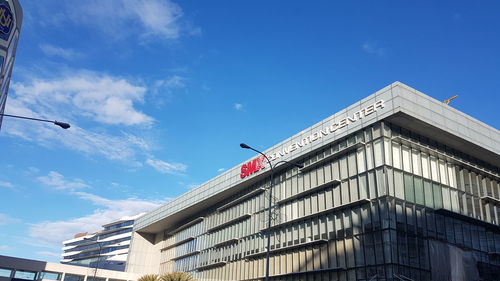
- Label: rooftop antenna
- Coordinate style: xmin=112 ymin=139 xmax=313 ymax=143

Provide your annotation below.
xmin=443 ymin=95 xmax=458 ymax=105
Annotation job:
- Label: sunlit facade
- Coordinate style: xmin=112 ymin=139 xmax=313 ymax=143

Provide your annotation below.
xmin=0 ymin=0 xmax=22 ymax=130
xmin=127 ymin=82 xmax=500 ymax=281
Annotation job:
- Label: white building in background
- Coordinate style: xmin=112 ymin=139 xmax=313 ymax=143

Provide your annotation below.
xmin=61 ymin=214 xmax=144 ymax=272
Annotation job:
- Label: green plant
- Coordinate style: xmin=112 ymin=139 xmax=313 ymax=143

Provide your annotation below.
xmin=138 ymin=274 xmax=159 ymax=281
xmin=159 ymin=272 xmax=195 ymax=281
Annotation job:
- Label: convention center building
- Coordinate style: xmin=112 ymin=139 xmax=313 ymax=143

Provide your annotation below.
xmin=126 ymin=82 xmax=500 ymax=281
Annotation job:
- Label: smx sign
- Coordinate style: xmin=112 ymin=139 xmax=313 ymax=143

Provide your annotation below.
xmin=239 ymin=100 xmax=386 ymax=180
xmin=240 ymin=156 xmax=266 ymax=179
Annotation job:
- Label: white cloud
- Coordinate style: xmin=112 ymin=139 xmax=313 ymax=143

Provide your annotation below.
xmin=3 ymin=71 xmax=164 ymax=164
xmin=362 ymin=41 xmax=385 ymax=57
xmin=39 ymin=44 xmax=82 ymax=60
xmin=127 ymin=0 xmax=184 ymax=39
xmin=35 ymin=0 xmax=191 ymax=42
xmin=3 ymin=117 xmax=150 ymax=162
xmin=0 ymin=181 xmax=14 ymax=189
xmin=217 ymin=168 xmax=225 ymax=172
xmin=146 ymin=158 xmax=187 ymax=174
xmin=234 ymin=103 xmax=244 ymax=111
xmin=37 ymin=171 xmax=89 ymax=191
xmin=29 ymin=191 xmax=162 ymax=248
xmin=0 ymin=213 xmax=19 ymax=225
xmin=150 ymin=75 xmax=187 ymax=106
xmin=154 ymin=75 xmax=186 ymax=90
xmin=10 ymin=72 xmax=153 ymax=126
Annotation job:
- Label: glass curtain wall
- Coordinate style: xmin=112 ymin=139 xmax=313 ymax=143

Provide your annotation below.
xmin=158 ymin=121 xmax=500 ymax=281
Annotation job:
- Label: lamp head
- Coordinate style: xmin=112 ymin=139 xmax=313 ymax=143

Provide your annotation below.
xmin=54 ymin=121 xmax=70 ymax=129
xmin=295 ymin=163 xmax=304 ymax=169
xmin=240 ymin=143 xmax=251 ymax=149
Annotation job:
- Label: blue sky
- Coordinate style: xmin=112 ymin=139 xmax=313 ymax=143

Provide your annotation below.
xmin=0 ymin=0 xmax=499 ymax=262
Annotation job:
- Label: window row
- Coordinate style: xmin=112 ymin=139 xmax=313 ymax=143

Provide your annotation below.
xmin=162 ymin=220 xmax=204 ymax=248
xmin=161 ymin=239 xmax=198 ymax=260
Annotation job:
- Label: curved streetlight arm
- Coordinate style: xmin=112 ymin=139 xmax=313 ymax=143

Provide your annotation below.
xmin=272 ymin=159 xmax=304 ymax=170
xmin=239 ymin=143 xmax=272 ymax=170
xmin=0 ymin=113 xmax=70 ymax=129
xmin=239 ymin=143 xmax=303 ymax=171
xmin=240 ymin=143 xmax=303 ymax=281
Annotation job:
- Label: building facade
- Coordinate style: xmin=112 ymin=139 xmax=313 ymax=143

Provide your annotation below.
xmin=0 ymin=0 xmax=21 ymax=129
xmin=62 ymin=215 xmax=143 ymax=271
xmin=126 ymin=82 xmax=500 ymax=281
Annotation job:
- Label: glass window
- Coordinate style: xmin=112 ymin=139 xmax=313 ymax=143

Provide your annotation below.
xmin=320 ymin=217 xmax=327 ymax=239
xmin=325 ymin=187 xmax=333 ymax=209
xmin=310 ymin=168 xmax=318 ymax=189
xmin=366 ymin=143 xmax=374 ymax=170
xmin=291 ymin=200 xmax=298 ymax=220
xmin=341 ymin=181 xmax=350 ymax=205
xmin=63 ymin=273 xmax=83 ymax=280
xmin=450 ymin=189 xmax=460 ymax=213
xmin=348 ymin=152 xmax=357 ymax=176
xmin=433 ymin=183 xmax=443 ymax=209
xmin=349 ymin=178 xmax=359 ymax=202
xmin=430 ymin=156 xmax=439 ymax=182
xmin=0 ymin=268 xmax=12 ymax=278
xmin=439 ymin=160 xmax=448 ymax=185
xmin=368 ymin=170 xmax=377 ymax=198
xmin=327 ymin=214 xmax=335 ymax=239
xmin=324 ymin=162 xmax=332 ymax=183
xmin=382 ymin=139 xmax=392 ymax=167
xmin=448 ymin=165 xmax=456 ymax=188
xmin=402 ymin=145 xmax=411 ymax=172
xmin=382 ymin=167 xmax=392 ymax=196
xmin=470 ymin=172 xmax=479 ymax=196
xmin=340 ymin=156 xmax=348 ymax=179
xmin=421 ymin=153 xmax=430 ymax=179
xmin=333 ymin=182 xmax=341 ymax=207
xmin=356 ymin=148 xmax=366 ymax=173
xmin=373 ymin=139 xmax=383 ymax=167
xmin=414 ymin=177 xmax=424 ymax=205
xmin=40 ymin=272 xmax=61 ymax=281
xmin=332 ymin=160 xmax=340 ymax=180
xmin=442 ymin=186 xmax=451 ymax=210
xmin=424 ymin=180 xmax=433 ymax=208
xmin=394 ymin=171 xmax=404 ymax=199
xmin=404 ymin=174 xmax=415 ymax=203
xmin=14 ymin=271 xmax=37 ymax=280
xmin=411 ymin=149 xmax=421 ymax=176
xmin=373 ymin=123 xmax=382 ymax=138
xmin=392 ymin=142 xmax=401 ymax=169
xmin=359 ymin=174 xmax=368 ymax=200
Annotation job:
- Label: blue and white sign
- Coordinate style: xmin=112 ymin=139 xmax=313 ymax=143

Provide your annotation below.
xmin=0 ymin=1 xmax=13 ymax=41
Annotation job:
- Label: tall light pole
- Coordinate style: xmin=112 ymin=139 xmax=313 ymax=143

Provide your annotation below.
xmin=0 ymin=113 xmax=70 ymax=129
xmin=240 ymin=143 xmax=303 ymax=281
xmin=84 ymin=236 xmax=103 ymax=281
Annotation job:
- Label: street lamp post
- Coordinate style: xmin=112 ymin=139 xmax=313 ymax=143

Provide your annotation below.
xmin=240 ymin=143 xmax=303 ymax=281
xmin=0 ymin=113 xmax=70 ymax=129
xmin=84 ymin=236 xmax=103 ymax=281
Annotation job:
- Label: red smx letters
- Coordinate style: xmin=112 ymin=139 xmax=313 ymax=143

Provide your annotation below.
xmin=240 ymin=156 xmax=265 ymax=179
